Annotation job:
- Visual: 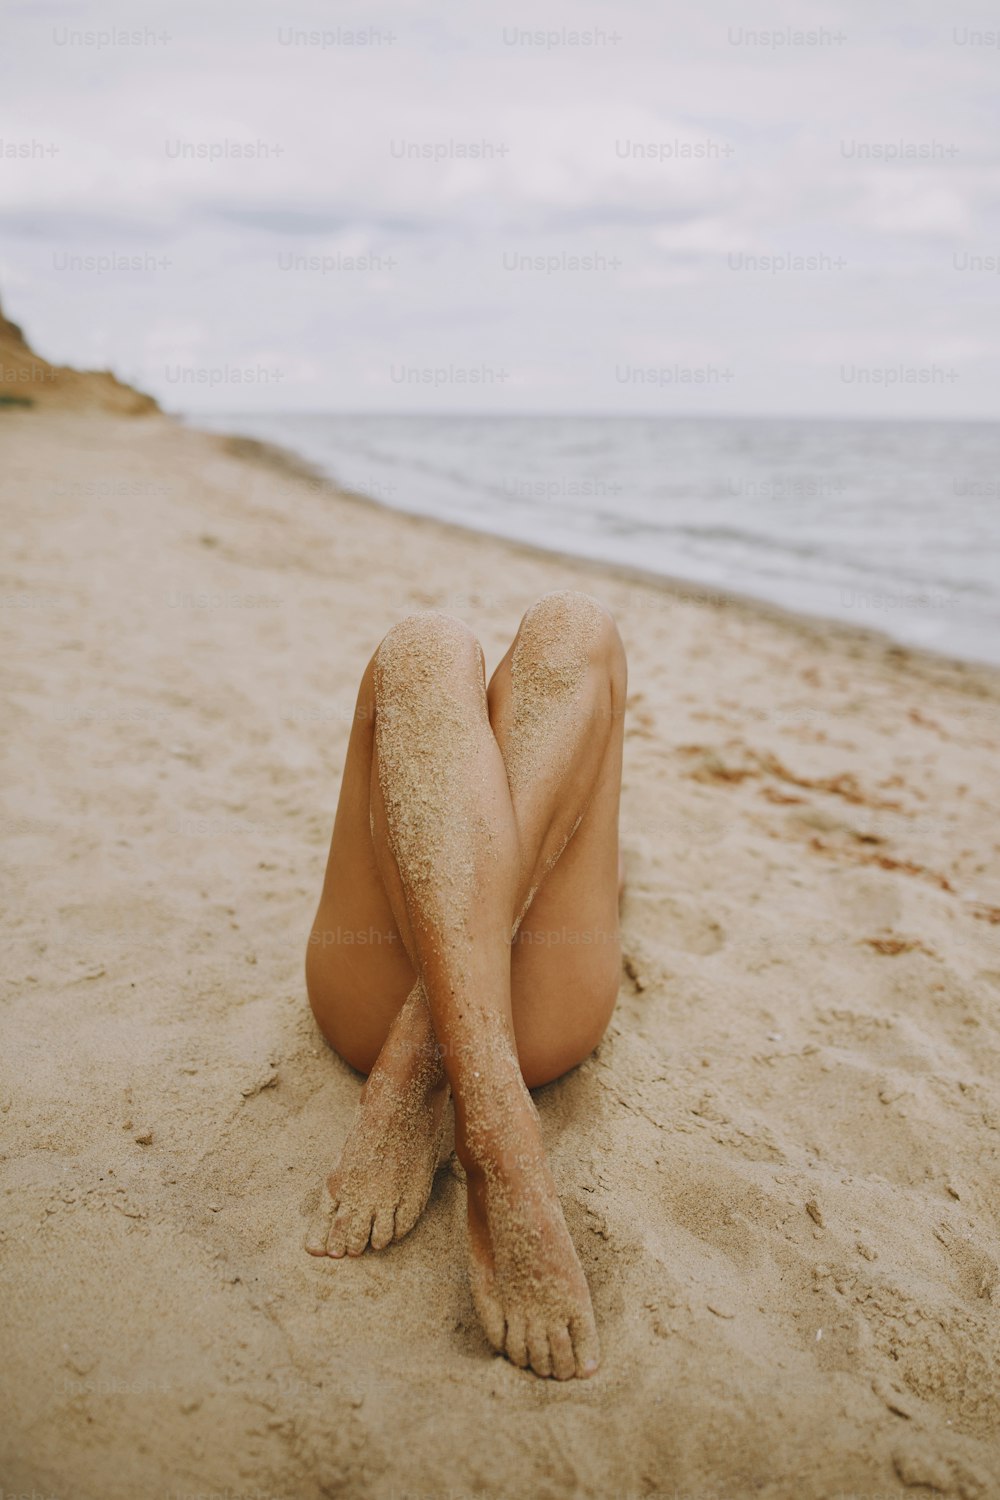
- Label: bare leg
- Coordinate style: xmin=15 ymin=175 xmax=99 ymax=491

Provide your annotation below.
xmin=374 ymin=595 xmax=623 ymax=1378
xmin=305 ymin=592 xmax=625 ymax=1378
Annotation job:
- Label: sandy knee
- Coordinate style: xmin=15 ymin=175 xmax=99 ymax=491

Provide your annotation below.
xmin=374 ymin=610 xmax=485 ymax=702
xmin=519 ymin=591 xmax=623 ymax=672
xmin=512 ymin=592 xmax=626 ymax=711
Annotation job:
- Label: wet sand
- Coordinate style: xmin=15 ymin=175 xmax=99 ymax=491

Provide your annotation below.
xmin=2 ymin=408 xmax=999 ymax=1499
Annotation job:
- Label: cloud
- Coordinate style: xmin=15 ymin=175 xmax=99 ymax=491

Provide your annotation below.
xmin=1 ymin=0 xmax=997 ymax=412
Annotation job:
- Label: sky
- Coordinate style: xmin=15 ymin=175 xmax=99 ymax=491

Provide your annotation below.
xmin=2 ymin=0 xmax=999 ymax=415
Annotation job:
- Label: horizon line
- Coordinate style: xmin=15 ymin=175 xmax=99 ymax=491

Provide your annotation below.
xmin=175 ymin=409 xmax=1000 ymax=424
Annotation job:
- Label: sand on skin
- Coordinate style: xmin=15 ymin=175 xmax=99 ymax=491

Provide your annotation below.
xmin=2 ymin=409 xmax=999 ymax=1499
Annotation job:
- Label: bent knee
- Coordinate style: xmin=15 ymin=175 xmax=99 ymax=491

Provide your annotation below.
xmin=374 ymin=609 xmax=484 ymax=695
xmin=518 ymin=590 xmax=627 ymax=695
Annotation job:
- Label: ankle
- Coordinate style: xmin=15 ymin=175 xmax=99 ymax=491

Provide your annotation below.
xmin=454 ymin=1069 xmax=542 ymax=1179
xmin=375 ymin=999 xmax=446 ymax=1091
xmin=365 ymin=1033 xmax=446 ymax=1102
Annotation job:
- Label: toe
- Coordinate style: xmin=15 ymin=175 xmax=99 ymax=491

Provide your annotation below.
xmin=304 ymin=1213 xmax=332 ymax=1256
xmin=468 ymin=1258 xmax=506 ymax=1353
xmin=394 ymin=1187 xmax=426 ymax=1240
xmin=326 ymin=1209 xmax=352 ymax=1258
xmin=570 ymin=1311 xmax=601 ymax=1378
xmin=483 ymin=1305 xmax=507 ymax=1355
xmin=370 ymin=1205 xmax=396 ymax=1250
xmin=346 ymin=1209 xmax=375 ymax=1256
xmin=526 ymin=1318 xmax=553 ymax=1378
xmin=548 ymin=1324 xmax=576 ymax=1381
xmin=504 ymin=1310 xmax=528 ymax=1368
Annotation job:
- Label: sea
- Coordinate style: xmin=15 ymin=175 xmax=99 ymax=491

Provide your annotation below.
xmin=189 ymin=413 xmax=1000 ymax=666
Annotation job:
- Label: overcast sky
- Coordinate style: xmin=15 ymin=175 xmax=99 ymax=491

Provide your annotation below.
xmin=2 ymin=0 xmax=998 ymax=414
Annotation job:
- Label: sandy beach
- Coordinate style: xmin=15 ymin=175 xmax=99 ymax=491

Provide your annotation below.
xmin=2 ymin=406 xmax=999 ymax=1500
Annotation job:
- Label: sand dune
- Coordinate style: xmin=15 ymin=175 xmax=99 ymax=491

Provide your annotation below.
xmin=0 ymin=297 xmax=157 ymax=414
xmin=2 ymin=408 xmax=998 ymax=1499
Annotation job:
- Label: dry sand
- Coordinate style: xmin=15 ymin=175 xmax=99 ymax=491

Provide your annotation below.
xmin=2 ymin=408 xmax=999 ymax=1500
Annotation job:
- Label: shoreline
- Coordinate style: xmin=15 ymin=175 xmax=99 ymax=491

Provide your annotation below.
xmin=205 ymin=419 xmax=1000 ymax=690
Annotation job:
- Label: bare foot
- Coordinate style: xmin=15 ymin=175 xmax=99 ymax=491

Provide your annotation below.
xmin=460 ymin=1076 xmax=600 ymax=1380
xmin=306 ymin=1056 xmax=451 ymax=1258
